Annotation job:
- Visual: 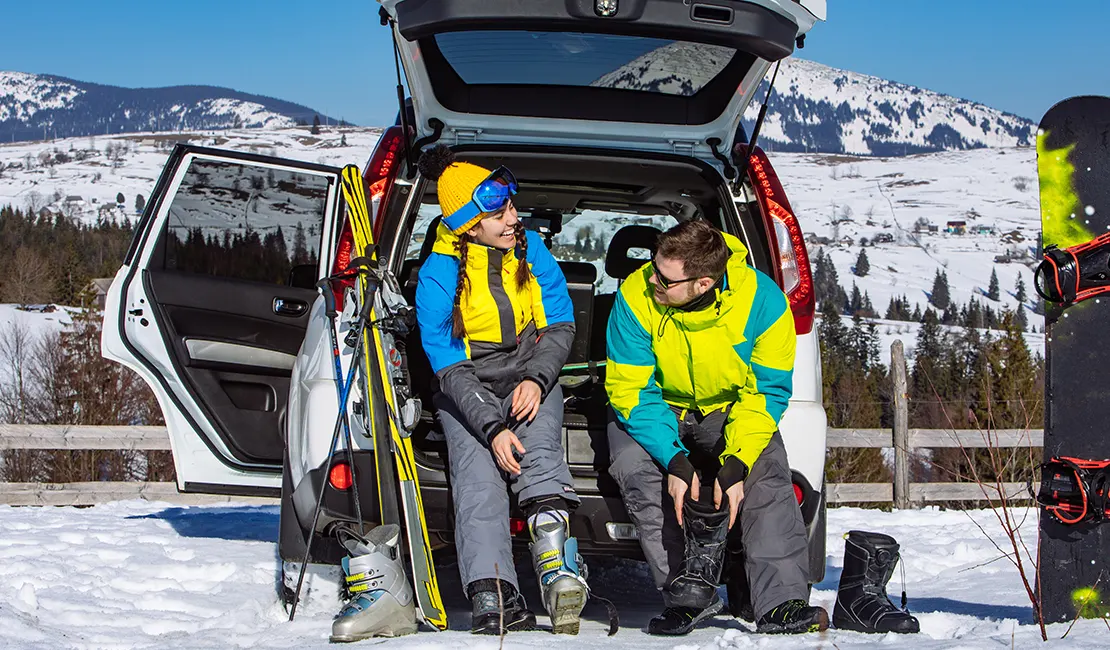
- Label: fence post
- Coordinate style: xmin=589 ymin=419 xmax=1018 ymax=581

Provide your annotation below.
xmin=891 ymin=340 xmax=911 ymax=509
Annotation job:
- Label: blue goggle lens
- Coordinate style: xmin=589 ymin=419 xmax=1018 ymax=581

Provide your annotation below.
xmin=472 ymin=167 xmax=517 ymax=213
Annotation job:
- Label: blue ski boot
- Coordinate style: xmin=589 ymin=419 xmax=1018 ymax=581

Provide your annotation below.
xmin=330 ymin=524 xmax=418 ymax=642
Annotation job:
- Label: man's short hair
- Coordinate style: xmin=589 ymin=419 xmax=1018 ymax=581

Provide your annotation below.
xmin=655 ymin=219 xmax=729 ymax=279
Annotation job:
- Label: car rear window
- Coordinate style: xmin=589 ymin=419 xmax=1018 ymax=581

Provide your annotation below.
xmin=435 ymin=31 xmax=736 ymax=97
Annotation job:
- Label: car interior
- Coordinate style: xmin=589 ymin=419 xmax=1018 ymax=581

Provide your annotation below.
xmin=382 ymin=149 xmax=776 ymax=484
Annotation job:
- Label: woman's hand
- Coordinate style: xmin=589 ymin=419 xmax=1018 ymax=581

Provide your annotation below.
xmin=510 ymin=379 xmax=543 ymax=423
xmin=491 ymin=429 xmax=526 ymax=475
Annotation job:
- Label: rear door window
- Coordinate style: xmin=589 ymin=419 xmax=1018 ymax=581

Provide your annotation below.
xmin=161 ymin=159 xmax=329 ymax=285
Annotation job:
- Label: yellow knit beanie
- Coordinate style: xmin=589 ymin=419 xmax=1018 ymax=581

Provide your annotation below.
xmin=417 ymin=144 xmax=493 ymax=235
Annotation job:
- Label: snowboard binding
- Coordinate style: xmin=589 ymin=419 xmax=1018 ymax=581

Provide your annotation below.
xmin=1034 ymin=231 xmax=1110 ymax=305
xmin=1031 ymin=456 xmax=1110 ymax=525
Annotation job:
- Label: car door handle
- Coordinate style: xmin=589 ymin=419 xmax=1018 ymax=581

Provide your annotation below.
xmin=273 ymin=297 xmax=308 ymax=317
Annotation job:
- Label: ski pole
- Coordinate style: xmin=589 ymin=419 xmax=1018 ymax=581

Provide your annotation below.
xmin=317 ymin=277 xmax=364 ymax=535
xmin=288 ymin=287 xmax=371 ymax=622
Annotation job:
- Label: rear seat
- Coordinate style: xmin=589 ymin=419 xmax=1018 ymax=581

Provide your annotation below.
xmin=556 ymin=261 xmax=597 ymax=365
xmin=589 ymin=225 xmax=662 ymax=362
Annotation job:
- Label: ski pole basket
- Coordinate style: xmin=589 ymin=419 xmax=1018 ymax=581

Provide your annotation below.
xmin=1031 ymin=456 xmax=1110 ymax=525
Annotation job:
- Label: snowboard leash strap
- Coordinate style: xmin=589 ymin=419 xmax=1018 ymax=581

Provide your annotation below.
xmin=1035 ymin=231 xmax=1110 ymax=305
xmin=1031 ymin=456 xmax=1110 ymax=524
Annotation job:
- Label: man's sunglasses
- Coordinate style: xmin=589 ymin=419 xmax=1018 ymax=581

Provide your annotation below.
xmin=651 ymin=258 xmax=699 ymax=289
xmin=443 ymin=166 xmax=519 ymax=232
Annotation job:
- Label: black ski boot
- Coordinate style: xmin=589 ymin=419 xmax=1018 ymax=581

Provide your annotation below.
xmin=467 ymin=579 xmax=538 ymax=635
xmin=648 ymin=497 xmax=729 ymax=635
xmin=756 ymin=599 xmax=830 ymax=634
xmin=833 ymin=530 xmax=919 ymax=634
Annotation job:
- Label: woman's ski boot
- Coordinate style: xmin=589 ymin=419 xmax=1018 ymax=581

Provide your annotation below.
xmin=528 ymin=509 xmax=590 ymax=634
xmin=468 ymin=578 xmax=537 ymax=635
xmin=330 ymin=524 xmax=419 ymax=642
xmin=832 ymin=530 xmax=919 ymax=634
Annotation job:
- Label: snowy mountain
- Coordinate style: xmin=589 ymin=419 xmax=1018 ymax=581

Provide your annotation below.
xmin=592 ymin=45 xmax=1035 ymax=156
xmin=0 ymin=72 xmax=339 ymax=143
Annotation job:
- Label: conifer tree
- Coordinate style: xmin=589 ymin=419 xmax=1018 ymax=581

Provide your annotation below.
xmin=987 ymin=267 xmax=1000 ymax=301
xmin=853 ymin=248 xmax=870 ymax=277
xmin=930 ymin=269 xmax=950 ymax=310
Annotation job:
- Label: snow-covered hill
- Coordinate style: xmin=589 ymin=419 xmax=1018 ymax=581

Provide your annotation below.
xmin=2 ymin=500 xmax=1105 ymax=648
xmin=0 ymin=72 xmax=338 ymax=142
xmin=744 ymin=58 xmax=1035 ymax=155
xmin=591 ymin=45 xmax=1034 ymax=155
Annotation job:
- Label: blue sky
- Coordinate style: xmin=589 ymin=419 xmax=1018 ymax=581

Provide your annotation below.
xmin=2 ymin=1 xmax=1107 ymax=125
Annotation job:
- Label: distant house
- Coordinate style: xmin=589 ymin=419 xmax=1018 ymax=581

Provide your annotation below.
xmin=805 ymin=233 xmax=832 ymax=245
xmin=64 ymin=195 xmax=85 ymax=206
xmin=874 ymin=232 xmax=895 ymax=244
xmin=946 ymin=220 xmax=967 ymax=234
xmin=928 ymin=224 xmax=939 ymax=233
xmin=838 ymin=235 xmax=855 ymax=247
xmin=85 ymin=278 xmax=114 ymax=310
xmin=1000 ymin=229 xmax=1026 ymax=244
xmin=971 ymin=224 xmax=994 ymax=235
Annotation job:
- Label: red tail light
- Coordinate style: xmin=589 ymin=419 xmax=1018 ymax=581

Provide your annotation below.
xmin=328 ymin=126 xmax=406 ymax=307
xmin=328 ymin=462 xmax=354 ymax=491
xmin=363 ymin=126 xmax=406 ymax=243
xmin=792 ymin=482 xmax=805 ymax=505
xmin=745 ymin=147 xmax=815 ymax=335
xmin=509 ymin=518 xmax=527 ymax=536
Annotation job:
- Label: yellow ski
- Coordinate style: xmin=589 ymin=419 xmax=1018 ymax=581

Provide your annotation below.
xmin=340 ymin=164 xmax=447 ymax=631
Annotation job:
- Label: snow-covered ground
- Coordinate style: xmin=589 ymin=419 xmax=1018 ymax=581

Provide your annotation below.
xmin=1 ymin=502 xmax=1104 ymax=649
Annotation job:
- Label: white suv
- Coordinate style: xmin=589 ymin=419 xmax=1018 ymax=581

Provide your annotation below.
xmin=101 ymin=0 xmax=828 ymax=603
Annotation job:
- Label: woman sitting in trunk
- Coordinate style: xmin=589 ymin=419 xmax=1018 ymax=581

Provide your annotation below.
xmin=414 ymin=145 xmax=588 ymax=635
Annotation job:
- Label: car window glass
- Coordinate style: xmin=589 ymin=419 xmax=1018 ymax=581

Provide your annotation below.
xmin=527 ymin=210 xmax=677 ymax=294
xmin=162 ymin=158 xmax=329 ymax=285
xmin=436 ymin=31 xmax=736 ymax=98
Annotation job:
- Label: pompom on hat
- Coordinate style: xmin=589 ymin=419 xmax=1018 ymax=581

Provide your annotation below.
xmin=417 ymin=144 xmax=494 ymax=235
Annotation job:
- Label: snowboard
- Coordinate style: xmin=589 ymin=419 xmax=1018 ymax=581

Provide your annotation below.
xmin=1037 ymin=95 xmax=1110 ymax=623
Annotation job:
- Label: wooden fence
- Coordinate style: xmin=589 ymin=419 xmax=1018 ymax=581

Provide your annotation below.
xmin=0 ymin=342 xmax=1042 ymax=508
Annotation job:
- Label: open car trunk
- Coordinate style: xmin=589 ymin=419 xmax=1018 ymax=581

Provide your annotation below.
xmin=381 ymin=0 xmax=824 ymax=161
xmin=380 ymin=146 xmax=778 ymax=495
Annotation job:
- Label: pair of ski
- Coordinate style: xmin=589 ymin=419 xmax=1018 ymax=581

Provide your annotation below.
xmin=328 ymin=165 xmax=447 ymax=631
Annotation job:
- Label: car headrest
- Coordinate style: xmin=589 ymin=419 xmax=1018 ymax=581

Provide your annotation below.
xmin=605 ymin=225 xmax=661 ymax=280
xmin=417 ymin=215 xmax=442 ymax=262
xmin=558 ymin=261 xmax=598 ymax=286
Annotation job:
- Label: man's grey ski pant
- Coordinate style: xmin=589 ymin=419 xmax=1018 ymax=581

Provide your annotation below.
xmin=607 ymin=406 xmax=810 ymax=619
xmin=435 ymin=383 xmax=578 ymax=592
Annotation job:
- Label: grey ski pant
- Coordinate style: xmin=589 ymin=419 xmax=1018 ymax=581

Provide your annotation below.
xmin=607 ymin=406 xmax=809 ymax=618
xmin=435 ymin=383 xmax=578 ymax=592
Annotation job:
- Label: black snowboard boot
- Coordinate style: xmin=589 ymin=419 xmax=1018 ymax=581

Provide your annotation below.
xmin=667 ymin=496 xmax=730 ymax=609
xmin=833 ymin=530 xmax=920 ymax=634
xmin=647 ymin=597 xmax=724 ymax=635
xmin=467 ymin=579 xmax=538 ymax=635
xmin=756 ymin=599 xmax=830 ymax=634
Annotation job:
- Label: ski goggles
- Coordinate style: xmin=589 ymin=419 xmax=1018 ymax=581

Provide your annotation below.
xmin=443 ymin=166 xmax=519 ymax=232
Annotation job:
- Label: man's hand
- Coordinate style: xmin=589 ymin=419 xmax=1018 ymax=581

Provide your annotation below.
xmin=666 ymin=452 xmax=699 ymax=527
xmin=510 ymin=379 xmax=542 ymax=423
xmin=714 ymin=479 xmax=745 ymax=529
xmin=714 ymin=456 xmax=750 ymax=529
xmin=491 ymin=429 xmax=526 ymax=475
xmin=668 ymin=473 xmax=700 ymax=527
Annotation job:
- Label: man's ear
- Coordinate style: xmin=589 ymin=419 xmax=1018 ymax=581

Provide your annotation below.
xmin=696 ymin=277 xmax=715 ymax=293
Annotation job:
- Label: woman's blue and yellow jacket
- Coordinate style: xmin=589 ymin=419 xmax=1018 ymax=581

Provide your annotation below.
xmin=415 ymin=222 xmax=575 ymax=444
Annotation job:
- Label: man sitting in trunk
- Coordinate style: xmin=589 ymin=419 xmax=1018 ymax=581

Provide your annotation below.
xmin=604 ymin=218 xmax=828 ymax=635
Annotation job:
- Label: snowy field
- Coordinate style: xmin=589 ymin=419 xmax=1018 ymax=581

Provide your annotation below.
xmin=1 ymin=502 xmax=1105 ymax=649
xmin=0 ymin=128 xmax=1047 ymax=359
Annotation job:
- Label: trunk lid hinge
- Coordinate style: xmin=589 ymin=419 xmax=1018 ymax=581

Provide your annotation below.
xmin=453 ymin=128 xmax=482 ymax=146
xmin=670 ymin=140 xmax=698 ymax=155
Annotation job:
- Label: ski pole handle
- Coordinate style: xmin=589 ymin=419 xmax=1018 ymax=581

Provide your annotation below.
xmin=316 ymin=278 xmax=339 ymax=319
